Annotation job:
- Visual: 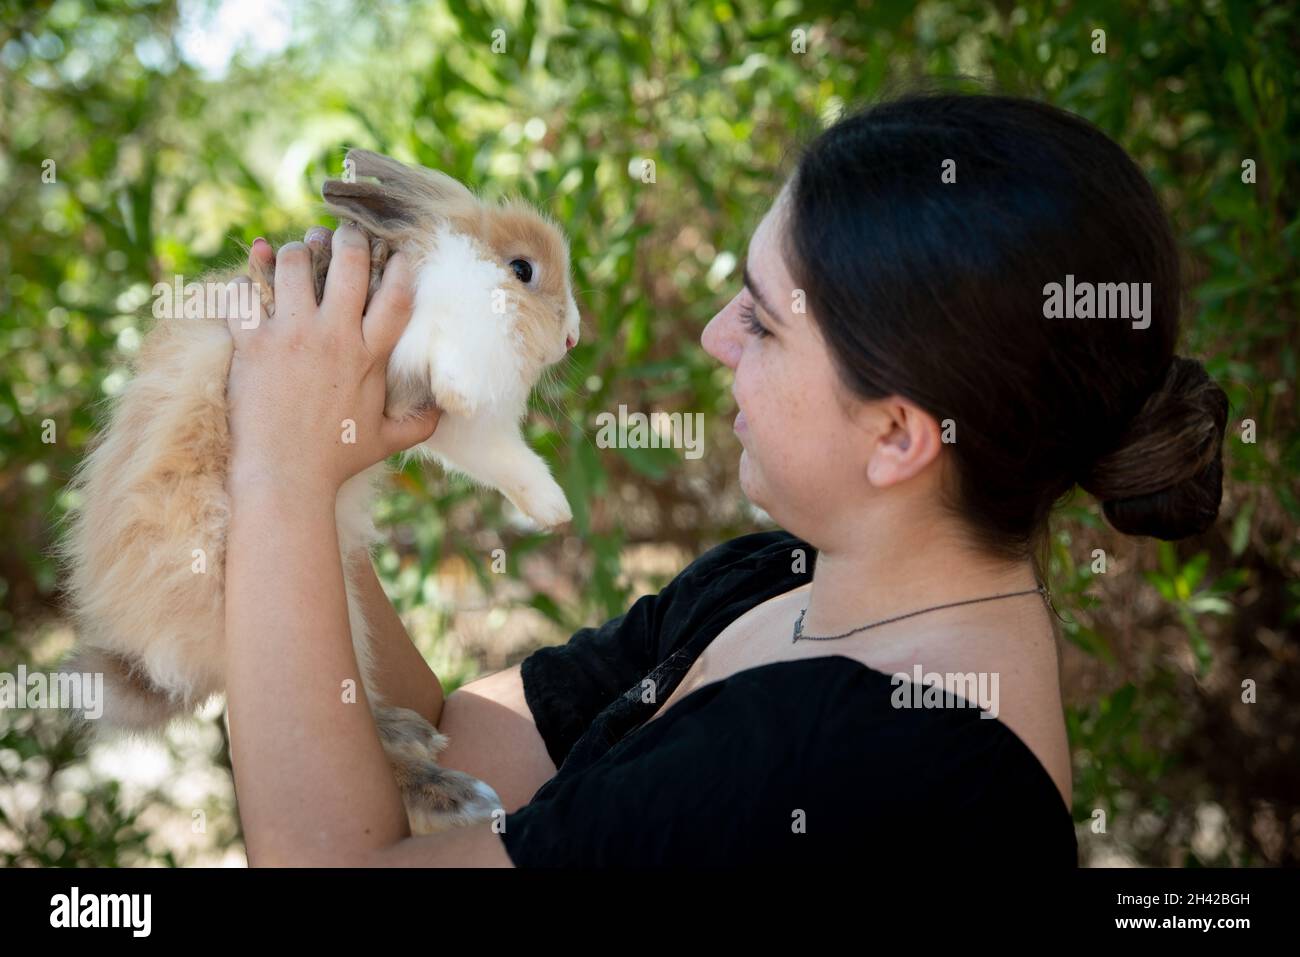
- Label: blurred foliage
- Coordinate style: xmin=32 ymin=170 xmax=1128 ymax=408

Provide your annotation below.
xmin=0 ymin=0 xmax=1296 ymax=866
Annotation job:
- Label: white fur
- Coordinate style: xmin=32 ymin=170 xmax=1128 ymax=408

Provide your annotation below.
xmin=62 ymin=227 xmax=571 ymax=700
xmin=58 ymin=164 xmax=575 ymax=831
xmin=380 ymin=223 xmax=571 ymax=527
xmin=393 ymin=226 xmax=526 ymax=414
xmin=330 ymin=224 xmax=572 ymax=702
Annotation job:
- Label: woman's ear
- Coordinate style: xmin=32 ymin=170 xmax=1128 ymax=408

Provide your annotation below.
xmin=863 ymin=398 xmax=943 ymax=488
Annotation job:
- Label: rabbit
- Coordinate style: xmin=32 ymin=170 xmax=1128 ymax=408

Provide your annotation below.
xmin=54 ymin=149 xmax=581 ymax=834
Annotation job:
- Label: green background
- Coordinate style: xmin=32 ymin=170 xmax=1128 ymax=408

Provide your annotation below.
xmin=1 ymin=0 xmax=1296 ymax=866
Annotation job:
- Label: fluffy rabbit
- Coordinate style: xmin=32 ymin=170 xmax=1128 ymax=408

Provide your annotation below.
xmin=56 ymin=149 xmax=581 ymax=833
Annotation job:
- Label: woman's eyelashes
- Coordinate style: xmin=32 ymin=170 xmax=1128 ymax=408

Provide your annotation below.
xmin=738 ymin=297 xmax=771 ymax=338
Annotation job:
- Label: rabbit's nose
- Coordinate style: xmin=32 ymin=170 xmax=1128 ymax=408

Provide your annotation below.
xmin=565 ymin=334 xmax=576 ymax=350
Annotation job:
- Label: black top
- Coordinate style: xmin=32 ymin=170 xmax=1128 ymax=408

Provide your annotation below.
xmin=500 ymin=530 xmax=1078 ymax=867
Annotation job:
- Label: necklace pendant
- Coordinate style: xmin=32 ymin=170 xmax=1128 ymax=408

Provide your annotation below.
xmin=792 ymin=609 xmax=806 ymax=643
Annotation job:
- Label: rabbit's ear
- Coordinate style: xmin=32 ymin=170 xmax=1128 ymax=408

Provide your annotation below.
xmin=321 ymin=179 xmax=418 ymax=238
xmin=322 ymin=149 xmax=476 ymax=239
xmin=347 ymin=149 xmax=476 ymax=207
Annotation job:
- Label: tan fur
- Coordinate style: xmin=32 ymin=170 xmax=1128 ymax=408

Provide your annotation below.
xmin=55 ymin=150 xmax=577 ymax=832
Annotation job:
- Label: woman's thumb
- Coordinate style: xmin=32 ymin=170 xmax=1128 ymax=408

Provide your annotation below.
xmin=383 ymin=403 xmax=441 ymax=453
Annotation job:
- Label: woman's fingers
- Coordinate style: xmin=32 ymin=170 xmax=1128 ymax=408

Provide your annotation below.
xmin=219 ymin=239 xmax=275 ymax=341
xmin=321 ymin=223 xmax=371 ymax=322
xmin=250 ymin=236 xmax=275 ymax=268
xmin=273 ymin=241 xmax=317 ymax=325
xmin=381 ymin=402 xmax=442 ymax=454
xmin=361 ymin=250 xmax=416 ymax=358
xmin=219 ymin=275 xmax=258 ymax=340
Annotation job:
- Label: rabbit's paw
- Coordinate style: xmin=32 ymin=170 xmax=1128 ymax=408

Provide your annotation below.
xmin=509 ymin=477 xmax=572 ymax=529
xmin=373 ymin=705 xmax=501 ymax=833
xmin=373 ymin=704 xmax=450 ymax=762
xmin=399 ymin=762 xmax=503 ymax=835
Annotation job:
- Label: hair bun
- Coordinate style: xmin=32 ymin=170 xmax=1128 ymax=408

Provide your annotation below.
xmin=1079 ymin=356 xmax=1229 ymax=540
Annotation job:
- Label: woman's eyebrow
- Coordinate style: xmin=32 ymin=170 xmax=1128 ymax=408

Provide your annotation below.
xmin=742 ymin=263 xmax=785 ymax=325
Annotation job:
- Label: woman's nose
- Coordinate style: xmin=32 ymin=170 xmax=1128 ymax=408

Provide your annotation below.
xmin=701 ymin=306 xmax=741 ymax=369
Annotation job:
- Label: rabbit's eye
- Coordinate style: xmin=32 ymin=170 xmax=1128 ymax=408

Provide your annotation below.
xmin=510 ymin=259 xmax=535 ymax=284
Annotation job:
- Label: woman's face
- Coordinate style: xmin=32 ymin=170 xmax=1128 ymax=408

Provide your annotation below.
xmin=701 ymin=185 xmax=938 ymax=545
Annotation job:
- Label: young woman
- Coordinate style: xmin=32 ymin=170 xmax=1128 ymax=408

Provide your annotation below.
xmin=222 ymin=92 xmax=1228 ymax=866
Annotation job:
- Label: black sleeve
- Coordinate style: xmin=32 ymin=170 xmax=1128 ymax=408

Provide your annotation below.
xmin=519 ymin=596 xmax=662 ymax=772
xmin=501 ymin=680 xmax=788 ymax=867
xmin=517 ymin=530 xmax=800 ymax=771
xmin=499 ymin=662 xmax=901 ymax=868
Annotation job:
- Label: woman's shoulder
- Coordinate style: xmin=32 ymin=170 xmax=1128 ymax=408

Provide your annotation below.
xmin=507 ymin=655 xmax=1077 ymax=866
xmin=742 ymin=657 xmax=1063 ymax=784
xmin=628 ymin=654 xmax=1057 ymax=792
xmin=674 ymin=656 xmax=1078 ymax=861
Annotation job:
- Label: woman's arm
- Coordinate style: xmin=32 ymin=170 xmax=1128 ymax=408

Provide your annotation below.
xmin=436 ymin=664 xmax=558 ymax=813
xmin=348 ymin=544 xmax=444 ymax=725
xmin=226 ymin=471 xmax=515 ymax=866
xmin=223 ymin=228 xmax=511 ymax=865
xmin=225 ymin=470 xmax=411 ymax=865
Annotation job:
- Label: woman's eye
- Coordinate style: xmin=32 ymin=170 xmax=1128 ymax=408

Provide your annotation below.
xmin=510 ymin=259 xmax=534 ymax=284
xmin=739 ymin=299 xmax=770 ymax=338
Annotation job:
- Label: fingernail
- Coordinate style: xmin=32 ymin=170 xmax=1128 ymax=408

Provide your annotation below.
xmin=252 ymin=238 xmax=269 ymax=253
xmin=306 ymin=227 xmax=330 ymax=246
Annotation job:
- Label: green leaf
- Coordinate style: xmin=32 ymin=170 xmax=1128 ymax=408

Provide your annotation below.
xmin=1179 ymin=609 xmax=1214 ymax=676
xmin=1230 ymin=500 xmax=1254 ymax=557
xmin=529 ymin=593 xmax=565 ymax=626
xmin=615 ymin=442 xmax=679 ymax=479
xmin=1181 ymin=551 xmax=1210 ymax=595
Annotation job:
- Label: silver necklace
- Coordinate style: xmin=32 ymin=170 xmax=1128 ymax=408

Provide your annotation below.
xmin=791 ymin=585 xmax=1049 ymax=643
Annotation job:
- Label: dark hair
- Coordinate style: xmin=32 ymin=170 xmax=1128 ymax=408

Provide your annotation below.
xmin=784 ymin=91 xmax=1229 ymax=561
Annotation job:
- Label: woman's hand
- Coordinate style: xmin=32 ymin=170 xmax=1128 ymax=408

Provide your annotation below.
xmin=224 ymin=224 xmax=440 ymax=497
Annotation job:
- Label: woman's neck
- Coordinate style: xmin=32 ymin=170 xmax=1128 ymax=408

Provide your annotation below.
xmin=798 ymin=515 xmax=1039 ymax=639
